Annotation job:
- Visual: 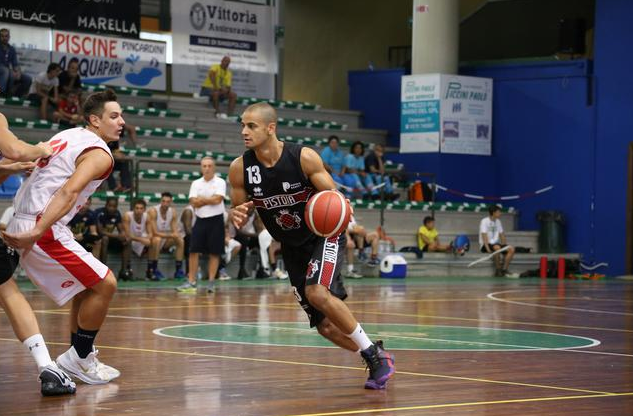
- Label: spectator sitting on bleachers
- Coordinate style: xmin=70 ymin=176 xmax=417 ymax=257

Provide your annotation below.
xmin=200 ymin=55 xmax=237 ymax=118
xmin=343 ymin=141 xmax=373 ymax=199
xmin=344 ymin=228 xmax=362 ymax=279
xmin=258 ymin=227 xmax=288 ymax=279
xmin=53 ymin=89 xmax=82 ymax=127
xmin=480 ymin=205 xmax=516 ymax=277
xmin=106 ymin=125 xmax=137 ymax=193
xmin=179 ymin=205 xmax=194 ymax=276
xmin=147 ymin=192 xmax=186 ymax=280
xmin=320 ymin=135 xmax=347 ymax=194
xmin=365 ymin=143 xmax=396 ymax=201
xmin=68 ymin=196 xmax=101 ymax=256
xmin=233 ymin=206 xmax=260 ymax=279
xmin=27 ymin=63 xmax=62 ymax=120
xmin=348 ymin=215 xmax=380 ymax=266
xmin=96 ymin=197 xmax=130 ymax=279
xmin=218 ymin=210 xmax=242 ymax=280
xmin=0 ymin=28 xmax=31 ymax=98
xmin=121 ymin=199 xmax=154 ymax=281
xmin=418 ymin=216 xmax=451 ymax=253
xmin=58 ymin=57 xmax=82 ymax=97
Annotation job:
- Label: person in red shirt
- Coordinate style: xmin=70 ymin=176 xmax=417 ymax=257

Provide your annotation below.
xmin=53 ymin=89 xmax=82 ymax=127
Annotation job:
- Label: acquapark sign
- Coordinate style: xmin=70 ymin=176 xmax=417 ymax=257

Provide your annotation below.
xmin=52 ymin=30 xmax=167 ymax=90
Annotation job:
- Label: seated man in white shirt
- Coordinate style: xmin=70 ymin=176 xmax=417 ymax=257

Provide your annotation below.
xmin=122 ymin=199 xmax=154 ymax=280
xmin=147 ymin=192 xmax=186 ymax=280
xmin=27 ymin=63 xmax=62 ymax=120
xmin=479 ymin=205 xmax=515 ymax=277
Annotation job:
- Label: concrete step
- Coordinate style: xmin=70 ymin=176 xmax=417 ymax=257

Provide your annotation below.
xmin=399 ymin=252 xmax=581 ymax=277
xmin=352 ymin=210 xmax=518 ymax=234
xmin=388 ymin=231 xmax=538 ymax=253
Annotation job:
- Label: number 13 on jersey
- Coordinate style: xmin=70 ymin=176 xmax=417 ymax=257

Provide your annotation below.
xmin=246 ymin=165 xmax=262 ymax=184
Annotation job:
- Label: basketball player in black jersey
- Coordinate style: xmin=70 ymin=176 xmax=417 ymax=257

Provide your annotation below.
xmin=229 ymin=102 xmax=395 ymax=389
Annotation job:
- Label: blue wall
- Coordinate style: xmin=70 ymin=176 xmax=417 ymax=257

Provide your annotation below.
xmin=592 ymin=0 xmax=633 ymax=275
xmin=347 ymin=0 xmax=633 ymax=274
xmin=462 ymin=61 xmax=595 ymax=261
xmin=348 ymin=69 xmax=405 ymax=147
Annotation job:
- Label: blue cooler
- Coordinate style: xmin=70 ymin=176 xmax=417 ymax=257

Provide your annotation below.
xmin=380 ymin=255 xmax=407 ymax=279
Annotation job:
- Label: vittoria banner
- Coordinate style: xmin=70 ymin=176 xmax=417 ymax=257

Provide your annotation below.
xmin=170 ymin=0 xmax=276 ymax=96
xmin=0 ymin=0 xmax=140 ymax=39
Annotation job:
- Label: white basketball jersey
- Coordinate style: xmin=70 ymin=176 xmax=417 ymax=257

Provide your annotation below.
xmin=126 ymin=211 xmax=148 ymax=237
xmin=13 ymin=127 xmax=113 ymax=226
xmin=153 ymin=205 xmax=174 ymax=233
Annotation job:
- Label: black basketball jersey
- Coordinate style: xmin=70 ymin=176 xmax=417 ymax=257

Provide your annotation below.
xmin=242 ymin=142 xmax=316 ymax=247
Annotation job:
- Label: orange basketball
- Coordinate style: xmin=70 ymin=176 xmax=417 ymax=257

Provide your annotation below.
xmin=305 ymin=190 xmax=351 ymax=238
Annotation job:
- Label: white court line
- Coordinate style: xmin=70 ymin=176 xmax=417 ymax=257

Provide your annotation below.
xmin=144 ymin=318 xmax=600 ymax=352
xmin=487 ymin=290 xmax=633 ymax=316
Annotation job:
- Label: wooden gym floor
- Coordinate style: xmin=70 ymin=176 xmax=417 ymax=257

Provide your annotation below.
xmin=1 ymin=276 xmax=632 ymax=415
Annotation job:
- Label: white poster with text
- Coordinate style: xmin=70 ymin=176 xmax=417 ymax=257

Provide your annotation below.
xmin=170 ymin=0 xmax=276 ymax=96
xmin=52 ymin=30 xmax=167 ymax=90
xmin=439 ymin=74 xmax=493 ymax=155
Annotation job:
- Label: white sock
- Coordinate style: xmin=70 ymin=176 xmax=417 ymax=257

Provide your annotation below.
xmin=346 ymin=323 xmax=373 ymax=351
xmin=23 ymin=334 xmax=54 ymax=372
xmin=347 ymin=264 xmax=354 ymax=272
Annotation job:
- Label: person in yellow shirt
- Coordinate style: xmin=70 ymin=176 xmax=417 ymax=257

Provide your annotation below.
xmin=200 ymin=55 xmax=237 ymax=118
xmin=418 ymin=216 xmax=451 ymax=252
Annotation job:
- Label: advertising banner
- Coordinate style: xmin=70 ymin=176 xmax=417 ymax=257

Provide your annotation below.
xmin=170 ymin=0 xmax=276 ymax=96
xmin=400 ymin=74 xmax=493 ymax=155
xmin=0 ymin=23 xmax=51 ymax=78
xmin=439 ymin=74 xmax=493 ymax=155
xmin=0 ymin=0 xmax=140 ymax=38
xmin=400 ymin=74 xmax=441 ymax=153
xmin=52 ymin=30 xmax=166 ymax=90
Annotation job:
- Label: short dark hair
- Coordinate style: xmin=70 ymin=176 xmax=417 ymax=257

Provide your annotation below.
xmin=134 ymin=199 xmax=147 ymax=208
xmin=488 ymin=205 xmax=501 ymax=215
xmin=423 ymin=216 xmax=434 ymax=225
xmin=328 ymin=135 xmax=339 ymax=143
xmin=82 ymin=89 xmax=118 ymax=123
xmin=161 ymin=192 xmax=173 ymax=199
xmin=47 ymin=63 xmax=61 ymax=73
xmin=105 ymin=197 xmax=118 ymax=205
xmin=350 ymin=141 xmax=364 ymax=154
xmin=68 ymin=57 xmax=79 ymax=65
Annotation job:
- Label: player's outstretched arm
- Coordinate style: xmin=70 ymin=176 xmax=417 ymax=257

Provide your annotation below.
xmin=0 ymin=113 xmax=52 ymax=161
xmin=300 ymin=147 xmax=337 ymax=191
xmin=228 ymin=156 xmax=253 ymax=229
xmin=2 ymin=149 xmax=112 ymax=249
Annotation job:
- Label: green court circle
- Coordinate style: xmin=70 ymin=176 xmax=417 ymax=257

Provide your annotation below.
xmin=154 ymin=322 xmax=599 ymax=351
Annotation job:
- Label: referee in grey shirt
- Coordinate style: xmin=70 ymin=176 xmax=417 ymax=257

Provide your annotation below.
xmin=176 ymin=157 xmax=226 ymax=293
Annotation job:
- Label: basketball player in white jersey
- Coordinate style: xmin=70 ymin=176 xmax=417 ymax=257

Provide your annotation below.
xmin=147 ymin=191 xmax=185 ymax=279
xmin=0 ymin=113 xmax=78 ymax=395
xmin=3 ymin=90 xmax=124 ymax=385
xmin=122 ymin=199 xmax=153 ymax=271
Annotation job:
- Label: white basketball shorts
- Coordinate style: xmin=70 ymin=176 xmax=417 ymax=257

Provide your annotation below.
xmin=8 ymin=214 xmax=110 ymax=306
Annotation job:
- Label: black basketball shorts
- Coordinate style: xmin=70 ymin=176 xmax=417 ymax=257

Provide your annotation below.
xmin=281 ymin=233 xmax=348 ymax=328
xmin=0 ymin=239 xmax=19 ymax=285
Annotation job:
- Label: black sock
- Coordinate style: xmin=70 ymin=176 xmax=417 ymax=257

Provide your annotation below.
xmin=147 ymin=260 xmax=153 ymax=272
xmin=176 ymin=260 xmax=183 ymax=270
xmin=74 ymin=326 xmax=99 ymax=359
xmin=151 ymin=260 xmax=158 ymax=270
xmin=71 ymin=332 xmax=77 ymax=346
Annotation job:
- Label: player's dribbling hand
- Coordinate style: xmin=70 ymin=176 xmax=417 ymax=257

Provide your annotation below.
xmin=231 ymin=201 xmax=254 ymax=229
xmin=35 ymin=142 xmax=54 ymax=158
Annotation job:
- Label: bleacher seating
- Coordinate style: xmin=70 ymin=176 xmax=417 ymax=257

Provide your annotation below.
xmin=0 ymin=85 xmax=579 ymax=278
